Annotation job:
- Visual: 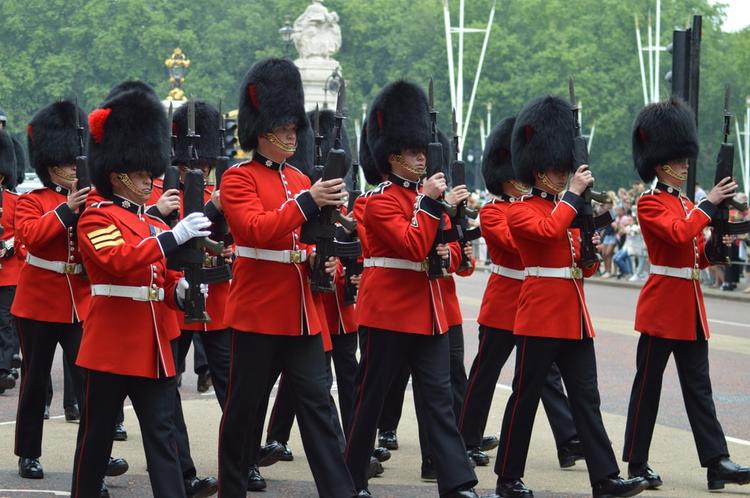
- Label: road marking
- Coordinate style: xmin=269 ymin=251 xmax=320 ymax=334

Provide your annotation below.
xmin=709 ymin=319 xmax=750 ymax=329
xmin=0 ymin=405 xmax=133 ymax=426
xmin=0 ymin=491 xmax=70 ymax=496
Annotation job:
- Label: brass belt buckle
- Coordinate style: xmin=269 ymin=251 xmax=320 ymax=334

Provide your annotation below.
xmin=691 ymin=268 xmax=700 ymax=280
xmin=62 ymin=263 xmax=78 ymax=274
xmin=148 ymin=286 xmax=160 ymax=301
xmin=570 ymin=267 xmax=583 ymax=279
xmin=420 ymin=260 xmax=430 ymax=272
xmin=289 ymin=250 xmax=303 ymax=264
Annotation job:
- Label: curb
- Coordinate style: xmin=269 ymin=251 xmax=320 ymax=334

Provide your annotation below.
xmin=474 ymin=265 xmax=750 ymax=303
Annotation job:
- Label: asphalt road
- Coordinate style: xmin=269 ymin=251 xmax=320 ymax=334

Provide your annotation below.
xmin=0 ymin=273 xmax=748 ymax=497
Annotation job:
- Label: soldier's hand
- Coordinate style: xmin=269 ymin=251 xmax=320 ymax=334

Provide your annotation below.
xmin=444 ymin=185 xmax=469 ymax=205
xmin=463 ymin=243 xmax=474 ymax=260
xmin=707 ymin=177 xmax=737 ymax=206
xmin=172 ymin=212 xmax=212 ymax=245
xmin=592 ymin=233 xmax=602 ymax=246
xmin=310 ymin=178 xmax=348 ymax=208
xmin=423 ymin=172 xmax=447 ymax=200
xmin=349 ymin=273 xmax=362 ymax=289
xmin=436 ymin=243 xmax=450 ymax=260
xmin=157 ymin=188 xmax=181 ymax=216
xmin=210 ymin=189 xmax=222 ymax=212
xmin=67 ymin=181 xmax=91 ymax=210
xmin=722 ymin=234 xmax=736 ymax=247
xmin=569 ymin=165 xmax=594 ymax=196
xmin=324 ymin=256 xmax=338 ymax=276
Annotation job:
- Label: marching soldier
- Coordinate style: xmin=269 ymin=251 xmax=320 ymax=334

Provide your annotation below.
xmin=459 ymin=117 xmax=583 ymax=468
xmin=344 ymin=80 xmax=479 ymax=498
xmin=12 ymin=100 xmax=128 ymax=488
xmin=217 ymin=58 xmax=357 ymax=498
xmin=623 ymin=97 xmax=750 ymax=490
xmin=493 ymin=96 xmax=646 ymax=498
xmin=71 ymin=82 xmax=212 ymax=498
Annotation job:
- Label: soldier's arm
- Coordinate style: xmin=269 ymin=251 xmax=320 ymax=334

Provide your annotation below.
xmin=481 ymin=204 xmax=518 ymax=252
xmin=222 ymin=169 xmax=318 ymax=244
xmin=507 ymin=192 xmax=581 ymax=240
xmin=15 ymin=194 xmax=76 ymax=250
xmin=365 ymin=193 xmax=442 ymax=262
xmin=164 ymin=268 xmax=183 ymax=311
xmin=637 ymin=194 xmax=716 ymax=245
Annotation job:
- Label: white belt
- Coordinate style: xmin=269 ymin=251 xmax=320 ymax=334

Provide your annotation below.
xmin=235 ymin=246 xmax=307 ymax=264
xmin=524 ymin=266 xmax=583 ymax=279
xmin=364 ymin=257 xmax=427 ymax=272
xmin=489 ymin=264 xmax=525 ymax=280
xmin=91 ymin=284 xmax=165 ymax=302
xmin=649 ymin=265 xmax=700 ymax=280
xmin=26 ymin=254 xmax=83 ymax=275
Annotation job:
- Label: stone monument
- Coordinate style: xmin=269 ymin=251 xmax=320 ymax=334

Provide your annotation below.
xmin=291 ymin=0 xmax=343 ymax=111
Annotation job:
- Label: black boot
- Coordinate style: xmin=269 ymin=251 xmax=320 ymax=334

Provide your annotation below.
xmin=113 ymin=422 xmax=127 ymax=441
xmin=707 ymin=457 xmax=750 ymax=490
xmin=18 ymin=457 xmax=43 ymax=479
xmin=467 ymin=446 xmax=490 ymax=466
xmin=184 ymin=475 xmax=219 ymax=498
xmin=480 ymin=435 xmax=499 ymax=452
xmin=496 ymin=478 xmax=533 ymax=497
xmin=258 ymin=440 xmax=285 ymax=467
xmin=247 ymin=465 xmax=266 ymax=492
xmin=557 ymin=438 xmax=585 ymax=468
xmin=373 ymin=446 xmax=391 ymax=462
xmin=105 ymin=457 xmax=129 ymax=477
xmin=367 ymin=457 xmax=384 ymax=478
xmin=591 ymin=476 xmax=647 ymax=498
xmin=421 ymin=457 xmax=437 ymax=481
xmin=377 ymin=429 xmax=398 ymax=450
xmin=627 ymin=462 xmax=662 ymax=489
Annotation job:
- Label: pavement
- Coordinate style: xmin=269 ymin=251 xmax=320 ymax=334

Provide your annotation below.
xmin=1 ymin=273 xmax=749 ymax=498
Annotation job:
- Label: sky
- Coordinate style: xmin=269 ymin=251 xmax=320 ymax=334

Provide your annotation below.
xmin=711 ymin=0 xmax=750 ymax=32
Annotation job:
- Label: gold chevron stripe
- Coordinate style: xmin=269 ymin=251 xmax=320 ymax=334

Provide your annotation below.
xmin=92 ymin=239 xmax=125 ymax=250
xmin=86 ymin=224 xmax=118 ymax=240
xmin=89 ymin=230 xmax=123 ymax=244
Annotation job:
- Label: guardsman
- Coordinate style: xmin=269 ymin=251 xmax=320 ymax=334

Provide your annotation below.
xmin=622 ymin=97 xmax=750 ymax=491
xmin=13 ymin=100 xmax=128 ymax=487
xmin=344 ymin=80 xmax=479 ymax=498
xmin=458 ymin=117 xmax=583 ymax=469
xmin=493 ymin=96 xmax=647 ymax=498
xmin=217 ymin=58 xmax=357 ymax=498
xmin=71 ymin=82 xmax=212 ymax=498
xmin=0 ymin=129 xmax=21 ymax=392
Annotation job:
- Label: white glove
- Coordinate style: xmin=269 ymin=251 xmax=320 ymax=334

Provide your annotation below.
xmin=176 ymin=278 xmax=209 ymax=305
xmin=172 ymin=212 xmax=212 ymax=245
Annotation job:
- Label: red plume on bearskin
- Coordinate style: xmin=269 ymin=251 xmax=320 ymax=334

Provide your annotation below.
xmin=171 ymin=100 xmax=220 ymax=167
xmin=88 ymin=108 xmax=112 ymax=145
xmin=631 ymin=97 xmax=698 ymax=182
xmin=27 ymin=100 xmax=87 ymax=185
xmin=88 ymin=82 xmax=169 ymax=199
xmin=237 ymin=58 xmax=308 ymax=151
xmin=482 ymin=116 xmax=517 ymax=196
xmin=511 ymin=95 xmax=575 ymax=186
xmin=366 ymin=80 xmax=431 ymax=176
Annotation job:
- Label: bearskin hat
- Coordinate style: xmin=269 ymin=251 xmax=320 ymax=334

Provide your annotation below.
xmin=632 ymin=97 xmax=698 ymax=182
xmin=103 ymin=80 xmax=158 ymax=102
xmin=511 ymin=96 xmax=575 ymax=186
xmin=27 ymin=100 xmax=87 ymax=184
xmin=0 ymin=129 xmax=16 ymax=189
xmin=292 ymin=109 xmax=352 ymax=178
xmin=358 ymin=119 xmax=382 ymax=186
xmin=12 ymin=137 xmax=27 ymax=188
xmin=482 ymin=116 xmax=517 ymax=196
xmin=238 ymin=58 xmax=308 ymax=151
xmin=88 ymin=84 xmax=170 ymax=198
xmin=172 ymin=101 xmax=221 ymax=168
xmin=287 ymin=115 xmax=314 ymax=176
xmin=366 ymin=80 xmax=431 ymax=176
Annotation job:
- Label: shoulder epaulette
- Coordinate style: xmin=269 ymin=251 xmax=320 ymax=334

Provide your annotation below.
xmin=368 ymin=181 xmax=392 ymax=196
xmin=91 ymin=201 xmax=114 ymax=208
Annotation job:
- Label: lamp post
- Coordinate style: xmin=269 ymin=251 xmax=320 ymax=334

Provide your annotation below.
xmin=279 ymin=16 xmax=295 ymax=57
xmin=323 ymin=68 xmax=342 ymax=109
xmin=164 ymin=48 xmax=190 ymax=102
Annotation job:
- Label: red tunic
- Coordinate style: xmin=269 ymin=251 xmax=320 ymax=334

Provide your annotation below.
xmin=76 ymin=199 xmax=182 ymax=378
xmin=221 ymin=157 xmax=323 ymax=336
xmin=318 ymin=263 xmax=358 ymax=336
xmin=356 ymin=177 xmax=449 ymax=335
xmin=150 ymin=179 xmax=230 ymax=331
xmin=634 ymin=185 xmax=714 ymax=341
xmin=0 ymin=190 xmax=23 ymax=287
xmin=439 ymin=222 xmax=476 ymax=328
xmin=477 ymin=198 xmax=524 ymax=331
xmin=508 ymin=190 xmax=598 ymax=340
xmin=12 ymin=186 xmax=90 ymax=323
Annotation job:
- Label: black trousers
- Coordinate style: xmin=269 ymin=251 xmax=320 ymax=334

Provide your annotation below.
xmin=331 ymin=332 xmax=359 ymax=435
xmin=14 ymin=317 xmax=84 ymax=458
xmin=495 ymin=336 xmax=619 ymax=485
xmin=0 ymin=286 xmax=17 ymax=372
xmin=46 ymin=355 xmax=78 ymax=409
xmin=192 ymin=333 xmax=209 ymax=374
xmin=623 ymin=333 xmax=729 ymax=466
xmin=71 ymin=368 xmax=184 ymax=498
xmin=459 ymin=327 xmax=577 ymax=449
xmin=346 ymin=327 xmax=477 ymax=495
xmin=218 ymin=331 xmax=356 ymax=498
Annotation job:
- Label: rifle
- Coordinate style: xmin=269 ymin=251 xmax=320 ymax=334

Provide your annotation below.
xmin=426 ymin=78 xmax=449 ymax=279
xmin=341 ymin=152 xmax=363 ymax=304
xmin=74 ymin=96 xmax=91 ymax=192
xmin=310 ymin=104 xmax=325 ymax=183
xmin=568 ymin=77 xmax=611 ymax=268
xmin=708 ymin=85 xmax=750 ymax=263
xmin=162 ymin=165 xmax=181 ymax=228
xmin=449 ymin=108 xmax=481 ymax=272
xmin=302 ymin=81 xmax=360 ymax=292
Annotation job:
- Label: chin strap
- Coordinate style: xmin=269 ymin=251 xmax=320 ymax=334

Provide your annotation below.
xmin=660 ymin=164 xmax=688 ymax=182
xmin=117 ymin=173 xmax=151 ymax=200
xmin=394 ymin=154 xmax=426 ymax=177
xmin=52 ymin=166 xmax=76 ymax=182
xmin=265 ymin=132 xmax=297 ymax=153
xmin=538 ymin=172 xmax=565 ymax=194
xmin=509 ymin=180 xmax=531 ymax=195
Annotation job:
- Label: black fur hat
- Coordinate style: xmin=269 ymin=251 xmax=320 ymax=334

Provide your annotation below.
xmin=0 ymin=129 xmax=16 ymax=189
xmin=366 ymin=80 xmax=431 ymax=176
xmin=287 ymin=115 xmax=314 ymax=176
xmin=292 ymin=109 xmax=352 ymax=178
xmin=511 ymin=96 xmax=575 ymax=186
xmin=482 ymin=116 xmax=517 ymax=196
xmin=359 ymin=119 xmax=382 ymax=186
xmin=88 ymin=86 xmax=170 ymax=198
xmin=172 ymin=101 xmax=221 ymax=167
xmin=238 ymin=58 xmax=308 ymax=151
xmin=12 ymin=137 xmax=27 ymax=187
xmin=632 ymin=97 xmax=698 ymax=182
xmin=27 ymin=100 xmax=87 ymax=184
xmin=103 ymin=80 xmax=158 ymax=102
